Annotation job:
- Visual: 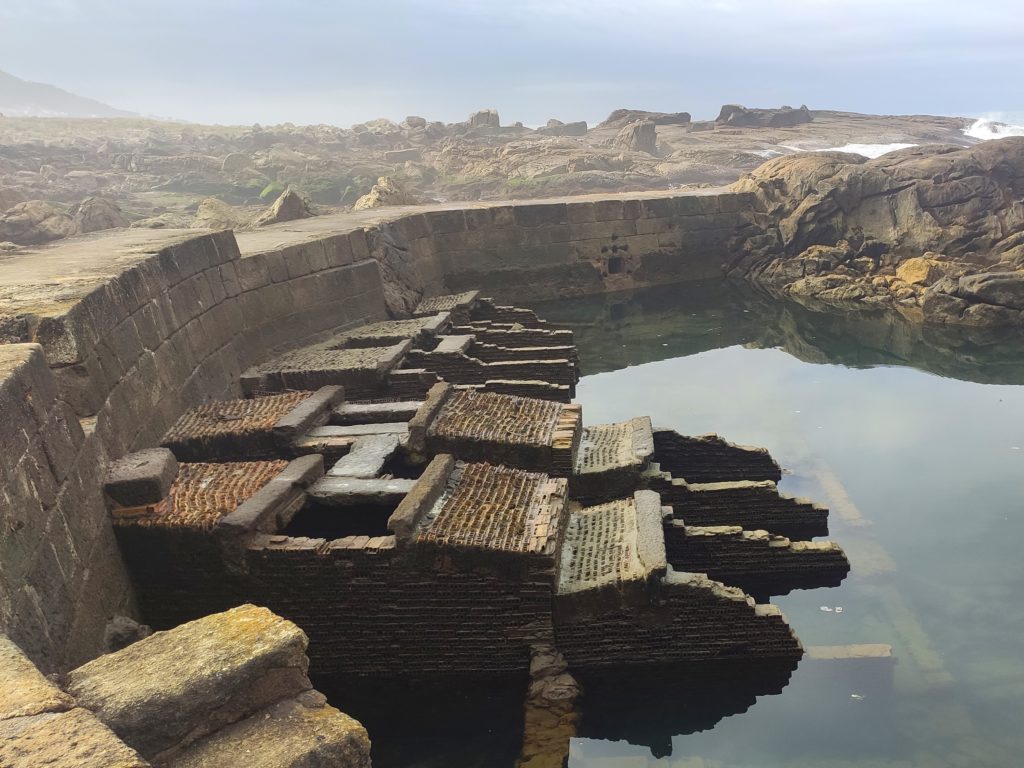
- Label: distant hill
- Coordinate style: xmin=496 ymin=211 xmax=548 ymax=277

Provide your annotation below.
xmin=0 ymin=68 xmax=135 ymax=118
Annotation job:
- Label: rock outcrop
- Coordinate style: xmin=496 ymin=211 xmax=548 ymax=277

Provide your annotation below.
xmin=599 ymin=109 xmax=691 ymax=129
xmin=353 ymin=175 xmax=429 ymax=210
xmin=537 ymin=119 xmax=588 ymax=137
xmin=251 ymin=187 xmax=313 ymax=227
xmin=468 ymin=108 xmax=500 ymax=129
xmin=717 ymin=104 xmax=812 ymax=128
xmin=0 ymin=200 xmax=76 ymax=244
xmin=730 ymin=137 xmax=1024 ymax=325
xmin=192 ymin=197 xmax=248 ymax=230
xmin=72 ymin=196 xmax=129 ymax=234
xmin=612 ymin=120 xmax=657 ymax=154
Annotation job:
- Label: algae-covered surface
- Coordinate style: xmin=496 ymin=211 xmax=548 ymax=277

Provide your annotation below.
xmin=533 ymin=280 xmax=1024 ymax=768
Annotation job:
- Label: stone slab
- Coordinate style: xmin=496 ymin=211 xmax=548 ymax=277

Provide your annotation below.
xmin=326 ymin=434 xmax=400 ymax=479
xmin=307 ymin=476 xmax=417 ymax=506
xmin=65 ymin=604 xmax=312 ymax=759
xmin=104 ymin=448 xmax=179 ymax=507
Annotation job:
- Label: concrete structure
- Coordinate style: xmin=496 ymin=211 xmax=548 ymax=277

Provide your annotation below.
xmin=0 ymin=186 xmax=847 ymax=757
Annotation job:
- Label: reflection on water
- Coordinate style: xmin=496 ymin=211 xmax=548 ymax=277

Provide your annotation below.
xmin=320 ymin=281 xmax=1024 ymax=768
xmin=532 ymin=280 xmax=1024 ymax=767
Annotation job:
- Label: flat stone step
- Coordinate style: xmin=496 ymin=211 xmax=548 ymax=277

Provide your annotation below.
xmin=307 ymin=476 xmax=416 ymax=506
xmin=326 ymin=434 xmax=400 ymax=479
xmin=307 ymin=422 xmax=409 ymax=437
xmin=332 ymin=400 xmax=423 ymax=425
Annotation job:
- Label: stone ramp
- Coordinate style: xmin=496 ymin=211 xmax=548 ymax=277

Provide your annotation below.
xmin=570 ymin=417 xmax=655 ymax=504
xmin=556 ymin=491 xmax=667 ymax=620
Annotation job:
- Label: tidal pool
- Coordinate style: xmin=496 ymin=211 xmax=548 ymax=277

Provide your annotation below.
xmin=534 ymin=280 xmax=1024 ymax=768
xmin=323 ymin=280 xmax=1024 ymax=768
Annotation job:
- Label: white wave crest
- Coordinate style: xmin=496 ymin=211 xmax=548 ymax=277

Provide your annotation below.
xmin=779 ymin=143 xmax=917 ymax=159
xmin=964 ymin=118 xmax=1024 ymax=141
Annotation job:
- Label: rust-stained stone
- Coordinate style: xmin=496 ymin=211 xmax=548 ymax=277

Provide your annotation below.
xmin=161 ymin=391 xmax=311 ymax=452
xmin=114 ymin=461 xmax=287 ymax=530
xmin=418 ymin=461 xmax=567 ymax=556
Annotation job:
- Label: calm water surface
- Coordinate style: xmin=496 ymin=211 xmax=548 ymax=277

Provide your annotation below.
xmin=327 ymin=280 xmax=1024 ymax=768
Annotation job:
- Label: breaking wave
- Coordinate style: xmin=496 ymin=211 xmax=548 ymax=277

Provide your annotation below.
xmin=779 ymin=143 xmax=917 ymax=159
xmin=964 ymin=118 xmax=1024 ymax=141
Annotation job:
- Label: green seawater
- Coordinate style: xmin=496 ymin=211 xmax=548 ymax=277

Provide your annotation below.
xmin=322 ymin=280 xmax=1024 ymax=768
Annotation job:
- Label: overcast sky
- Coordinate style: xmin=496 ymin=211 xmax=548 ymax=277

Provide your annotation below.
xmin=1 ymin=0 xmax=1020 ymax=126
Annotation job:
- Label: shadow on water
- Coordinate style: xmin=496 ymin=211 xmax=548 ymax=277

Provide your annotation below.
xmin=529 ymin=278 xmax=1024 ymax=384
xmin=314 ymin=660 xmax=804 ymax=768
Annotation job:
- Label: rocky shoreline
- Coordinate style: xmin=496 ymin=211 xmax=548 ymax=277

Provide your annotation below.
xmin=729 ymin=137 xmax=1024 ymax=327
xmin=0 ymin=105 xmax=974 ymax=244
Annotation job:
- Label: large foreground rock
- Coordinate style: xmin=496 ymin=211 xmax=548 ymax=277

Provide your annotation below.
xmin=65 ymin=604 xmax=332 ymax=760
xmin=192 ymin=197 xmax=248 ymax=230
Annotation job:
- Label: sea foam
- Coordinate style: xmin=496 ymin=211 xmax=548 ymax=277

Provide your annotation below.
xmin=779 ymin=143 xmax=917 ymax=159
xmin=964 ymin=118 xmax=1024 ymax=141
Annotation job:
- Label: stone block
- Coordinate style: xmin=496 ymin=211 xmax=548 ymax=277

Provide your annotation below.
xmin=0 ymin=708 xmax=149 ymax=768
xmin=104 ymin=448 xmax=179 ymax=507
xmin=168 ymin=697 xmax=370 ymax=768
xmin=65 ymin=604 xmax=313 ymax=760
xmin=323 ymin=234 xmax=355 ymax=268
xmin=220 ymin=455 xmax=324 ymax=534
xmin=513 ymin=202 xmax=567 ymax=228
xmin=566 ymin=201 xmax=596 ymax=224
xmin=463 ymin=208 xmax=493 ymax=231
xmin=0 ymin=633 xmax=75 ymax=720
xmin=349 ymin=229 xmax=371 ymax=261
xmin=425 ymin=209 xmax=467 ymax=235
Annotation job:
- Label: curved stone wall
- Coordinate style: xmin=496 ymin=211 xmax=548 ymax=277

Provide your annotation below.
xmin=0 ymin=188 xmax=759 ymax=672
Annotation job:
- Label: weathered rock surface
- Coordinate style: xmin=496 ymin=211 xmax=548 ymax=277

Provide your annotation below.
xmin=731 ymin=137 xmax=1024 ymax=325
xmin=0 ymin=708 xmax=150 ymax=768
xmin=0 ymin=200 xmax=76 ymax=244
xmin=168 ymin=696 xmax=371 ymax=768
xmin=65 ymin=604 xmax=315 ymax=759
xmin=468 ymin=108 xmax=500 ymax=129
xmin=252 ymin=187 xmax=313 ymax=226
xmin=612 ymin=120 xmax=657 ymax=154
xmin=599 ymin=109 xmax=691 ymax=129
xmin=192 ymin=197 xmax=248 ymax=230
xmin=72 ymin=196 xmax=129 ymax=234
xmin=0 ymin=633 xmax=149 ymax=768
xmin=353 ymin=175 xmax=429 ymax=210
xmin=537 ymin=120 xmax=588 ymax=136
xmin=718 ymin=104 xmax=812 ymax=128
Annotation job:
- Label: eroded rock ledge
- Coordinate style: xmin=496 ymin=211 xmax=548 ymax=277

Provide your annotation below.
xmin=729 ymin=137 xmax=1024 ymax=326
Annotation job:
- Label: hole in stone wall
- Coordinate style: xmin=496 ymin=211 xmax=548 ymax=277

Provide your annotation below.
xmin=607 ymin=256 xmax=624 ymax=274
xmin=283 ymin=502 xmax=397 ymax=538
